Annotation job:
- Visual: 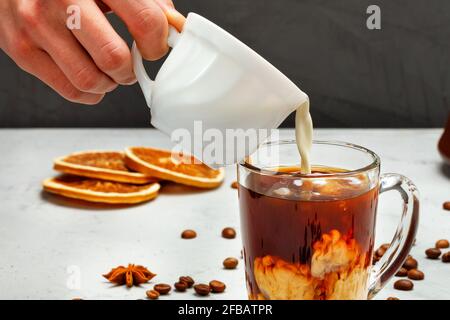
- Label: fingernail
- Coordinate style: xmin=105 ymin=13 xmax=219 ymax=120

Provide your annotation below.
xmin=107 ymin=83 xmax=119 ymax=92
xmin=166 ymin=9 xmax=186 ymax=31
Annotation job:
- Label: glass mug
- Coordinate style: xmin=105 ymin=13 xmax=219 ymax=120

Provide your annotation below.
xmin=237 ymin=140 xmax=419 ymax=300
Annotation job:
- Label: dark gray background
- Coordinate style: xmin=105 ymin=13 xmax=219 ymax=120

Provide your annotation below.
xmin=1 ymin=0 xmax=449 ymax=128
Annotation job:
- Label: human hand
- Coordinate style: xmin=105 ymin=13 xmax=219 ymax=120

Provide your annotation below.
xmin=0 ymin=0 xmax=185 ymax=104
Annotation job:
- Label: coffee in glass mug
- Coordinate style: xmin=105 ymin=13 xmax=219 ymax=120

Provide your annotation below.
xmin=238 ymin=140 xmax=419 ymax=300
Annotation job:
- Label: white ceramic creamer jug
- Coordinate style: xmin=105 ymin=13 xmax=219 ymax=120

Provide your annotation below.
xmin=132 ymin=13 xmax=309 ymax=167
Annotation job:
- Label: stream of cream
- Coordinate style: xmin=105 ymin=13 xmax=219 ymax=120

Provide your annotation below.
xmin=295 ymin=99 xmax=313 ymax=174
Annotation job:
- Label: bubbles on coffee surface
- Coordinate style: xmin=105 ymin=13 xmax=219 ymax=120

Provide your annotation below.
xmin=252 ymin=166 xmax=372 ymax=201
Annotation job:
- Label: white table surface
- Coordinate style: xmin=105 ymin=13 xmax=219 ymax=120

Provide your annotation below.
xmin=0 ymin=128 xmax=448 ymax=300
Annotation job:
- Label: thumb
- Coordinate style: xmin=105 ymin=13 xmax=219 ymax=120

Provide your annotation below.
xmin=154 ymin=0 xmax=186 ymax=32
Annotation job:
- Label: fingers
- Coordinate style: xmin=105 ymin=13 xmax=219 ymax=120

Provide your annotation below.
xmin=70 ymin=0 xmax=136 ymax=85
xmin=18 ymin=48 xmax=104 ymax=105
xmin=2 ymin=29 xmax=103 ymax=104
xmin=2 ymin=0 xmax=186 ymax=106
xmin=12 ymin=0 xmax=118 ymax=96
xmin=154 ymin=0 xmax=186 ymax=32
xmin=31 ymin=24 xmax=118 ymax=95
xmin=103 ymin=0 xmax=169 ymax=61
xmin=164 ymin=8 xmax=186 ymax=32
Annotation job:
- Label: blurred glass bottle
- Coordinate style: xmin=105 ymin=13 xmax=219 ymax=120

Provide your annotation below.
xmin=438 ymin=114 xmax=450 ymax=165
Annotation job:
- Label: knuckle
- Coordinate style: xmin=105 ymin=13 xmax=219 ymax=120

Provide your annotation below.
xmin=129 ymin=7 xmax=169 ymax=60
xmin=98 ymin=41 xmax=130 ymax=72
xmin=132 ymin=8 xmax=163 ymax=35
xmin=10 ymin=38 xmax=34 ymax=66
xmin=131 ymin=7 xmax=167 ymax=46
xmin=16 ymin=0 xmax=43 ymax=29
xmin=72 ymin=65 xmax=102 ymax=92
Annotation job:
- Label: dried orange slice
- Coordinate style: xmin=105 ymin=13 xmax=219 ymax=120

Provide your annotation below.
xmin=124 ymin=147 xmax=225 ymax=189
xmin=53 ymin=151 xmax=156 ymax=184
xmin=43 ymin=175 xmax=160 ymax=204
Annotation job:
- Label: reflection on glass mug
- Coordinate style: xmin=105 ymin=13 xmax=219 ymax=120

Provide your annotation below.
xmin=238 ymin=140 xmax=419 ymax=300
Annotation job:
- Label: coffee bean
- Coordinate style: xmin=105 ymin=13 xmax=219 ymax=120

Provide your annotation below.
xmin=425 ymin=248 xmax=441 ymax=259
xmin=174 ymin=281 xmax=188 ymax=292
xmin=407 ymin=269 xmax=424 ymax=280
xmin=387 ymin=297 xmax=400 ymax=300
xmin=223 ymin=257 xmax=239 ymax=269
xmin=194 ymin=284 xmax=211 ymax=296
xmin=443 ymin=201 xmax=450 ymax=210
xmin=222 ymin=227 xmax=236 ymax=239
xmin=374 ymin=244 xmax=389 ymax=258
xmin=181 ymin=230 xmax=197 ymax=239
xmin=179 ymin=276 xmax=195 ymax=288
xmin=376 ymin=247 xmax=387 ymax=257
xmin=146 ymin=290 xmax=160 ymax=300
xmin=372 ymin=255 xmax=380 ymax=265
xmin=442 ymin=252 xmax=450 ymax=263
xmin=403 ymin=257 xmax=418 ymax=270
xmin=231 ymin=181 xmax=238 ymax=189
xmin=435 ymin=239 xmax=450 ymax=249
xmin=394 ymin=279 xmax=414 ymax=291
xmin=395 ymin=267 xmax=408 ymax=277
xmin=209 ymin=280 xmax=226 ymax=293
xmin=154 ymin=283 xmax=171 ymax=295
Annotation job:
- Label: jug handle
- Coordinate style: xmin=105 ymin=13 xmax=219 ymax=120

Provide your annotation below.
xmin=131 ymin=26 xmax=181 ymax=107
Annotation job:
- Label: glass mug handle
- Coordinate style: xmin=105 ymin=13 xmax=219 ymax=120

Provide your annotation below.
xmin=367 ymin=173 xmax=420 ymax=299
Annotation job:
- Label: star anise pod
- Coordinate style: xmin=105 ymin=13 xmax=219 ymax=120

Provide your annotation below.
xmin=103 ymin=264 xmax=156 ymax=287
